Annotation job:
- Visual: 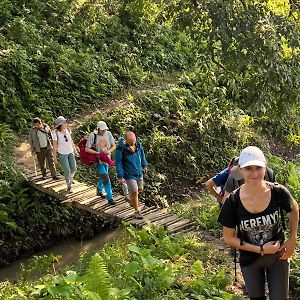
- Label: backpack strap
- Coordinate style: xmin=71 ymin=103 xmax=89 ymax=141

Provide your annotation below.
xmin=55 ymin=128 xmax=70 ymax=141
xmin=93 ymin=133 xmax=97 ymax=148
xmin=266 ymin=168 xmax=275 ymax=182
xmin=271 ymin=182 xmax=287 ymax=231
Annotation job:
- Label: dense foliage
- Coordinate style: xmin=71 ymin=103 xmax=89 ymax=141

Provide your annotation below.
xmin=0 ymin=225 xmax=243 ymax=299
xmin=1 ymin=0 xmax=300 ymax=298
xmin=0 ymin=0 xmax=195 ymax=130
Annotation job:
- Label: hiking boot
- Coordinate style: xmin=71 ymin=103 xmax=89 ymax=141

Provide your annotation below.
xmin=67 ymin=186 xmax=73 ymax=193
xmin=134 ymin=211 xmax=143 ymax=219
xmin=52 ymin=176 xmax=59 ymax=180
xmin=108 ymin=199 xmax=116 ymax=205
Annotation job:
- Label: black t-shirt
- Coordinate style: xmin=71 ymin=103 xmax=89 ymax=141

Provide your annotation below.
xmin=218 ymin=183 xmax=292 ymax=266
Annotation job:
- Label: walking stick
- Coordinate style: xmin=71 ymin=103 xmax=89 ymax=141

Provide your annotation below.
xmin=33 ymin=154 xmax=37 ymax=176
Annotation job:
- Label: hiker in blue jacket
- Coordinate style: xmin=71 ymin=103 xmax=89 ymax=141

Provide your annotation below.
xmin=115 ymin=131 xmax=148 ymax=219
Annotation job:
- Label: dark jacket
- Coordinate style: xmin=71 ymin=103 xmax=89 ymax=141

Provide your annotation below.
xmin=29 ymin=124 xmax=53 ymax=152
xmin=115 ymin=137 xmax=147 ymax=180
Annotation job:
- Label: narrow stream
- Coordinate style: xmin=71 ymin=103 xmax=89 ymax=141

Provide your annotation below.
xmin=0 ymin=227 xmax=124 ymax=283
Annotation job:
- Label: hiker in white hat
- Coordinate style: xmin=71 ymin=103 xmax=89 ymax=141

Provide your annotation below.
xmin=219 ymin=146 xmax=299 ymax=299
xmin=85 ymin=120 xmax=116 ymax=204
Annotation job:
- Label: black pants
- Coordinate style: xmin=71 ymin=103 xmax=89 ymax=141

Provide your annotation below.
xmin=241 ymin=254 xmax=289 ymax=300
xmin=36 ymin=148 xmax=57 ymax=177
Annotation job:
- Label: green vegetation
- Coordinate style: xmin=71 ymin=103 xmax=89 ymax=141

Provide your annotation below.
xmin=1 ymin=0 xmax=300 ymax=298
xmin=0 ymin=225 xmax=243 ymax=300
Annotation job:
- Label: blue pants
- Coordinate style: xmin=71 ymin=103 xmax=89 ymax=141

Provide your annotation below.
xmin=97 ymin=163 xmax=113 ymax=201
xmin=58 ymin=153 xmax=77 ymax=188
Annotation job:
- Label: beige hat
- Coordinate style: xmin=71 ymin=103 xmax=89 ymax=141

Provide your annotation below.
xmin=97 ymin=121 xmax=109 ymax=130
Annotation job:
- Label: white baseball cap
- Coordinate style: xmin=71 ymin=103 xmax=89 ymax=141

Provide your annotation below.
xmin=55 ymin=116 xmax=67 ymax=128
xmin=239 ymin=146 xmax=266 ymax=168
xmin=97 ymin=121 xmax=109 ymax=130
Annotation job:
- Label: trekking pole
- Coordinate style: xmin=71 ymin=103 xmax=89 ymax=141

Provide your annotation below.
xmin=33 ymin=154 xmax=37 ymax=176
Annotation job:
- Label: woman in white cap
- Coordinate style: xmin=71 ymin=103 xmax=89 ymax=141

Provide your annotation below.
xmin=85 ymin=120 xmax=116 ymax=204
xmin=219 ymin=146 xmax=298 ymax=300
xmin=52 ymin=116 xmax=77 ymax=193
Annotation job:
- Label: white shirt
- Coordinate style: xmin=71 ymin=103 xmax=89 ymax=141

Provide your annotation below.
xmin=52 ymin=129 xmax=74 ymax=155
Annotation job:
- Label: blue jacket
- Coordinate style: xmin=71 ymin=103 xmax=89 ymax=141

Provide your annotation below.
xmin=115 ymin=137 xmax=147 ymax=180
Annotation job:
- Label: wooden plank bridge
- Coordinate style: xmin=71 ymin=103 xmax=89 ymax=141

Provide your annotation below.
xmin=24 ymin=171 xmax=197 ymax=235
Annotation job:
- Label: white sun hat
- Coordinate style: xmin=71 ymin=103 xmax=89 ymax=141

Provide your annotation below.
xmin=239 ymin=146 xmax=266 ymax=168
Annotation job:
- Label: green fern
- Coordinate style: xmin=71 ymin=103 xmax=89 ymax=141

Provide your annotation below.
xmin=80 ymin=254 xmax=111 ymax=299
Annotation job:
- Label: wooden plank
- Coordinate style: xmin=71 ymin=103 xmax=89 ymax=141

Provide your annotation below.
xmin=84 ymin=196 xmax=102 ymax=206
xmin=52 ymin=182 xmax=68 ymax=193
xmin=32 ymin=177 xmax=54 ymax=185
xmin=167 ymin=219 xmax=192 ymax=229
xmin=131 ymin=211 xmax=164 ymax=226
xmin=169 ymin=224 xmax=195 ymax=235
xmin=154 ymin=215 xmax=179 ymax=227
xmin=113 ymin=194 xmax=125 ymax=201
xmin=167 ymin=220 xmax=194 ymax=232
xmin=134 ymin=212 xmax=171 ymax=227
xmin=42 ymin=179 xmax=66 ymax=188
xmin=78 ymin=195 xmax=100 ymax=205
xmin=64 ymin=185 xmax=91 ymax=199
xmin=114 ymin=205 xmax=136 ymax=218
xmin=103 ymin=202 xmax=131 ymax=214
xmin=116 ymin=206 xmax=152 ymax=220
xmin=66 ymin=187 xmax=96 ymax=202
xmin=86 ymin=197 xmax=103 ymax=207
xmin=161 ymin=217 xmax=184 ymax=228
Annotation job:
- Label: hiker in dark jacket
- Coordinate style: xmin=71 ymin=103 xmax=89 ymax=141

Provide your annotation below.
xmin=205 ymin=157 xmax=239 ymax=204
xmin=115 ymin=131 xmax=148 ymax=219
xmin=219 ymin=146 xmax=299 ymax=300
xmin=29 ymin=117 xmax=58 ymax=180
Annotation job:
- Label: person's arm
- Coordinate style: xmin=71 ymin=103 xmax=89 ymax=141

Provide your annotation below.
xmin=85 ymin=133 xmax=99 ymax=155
xmin=223 ymin=227 xmax=281 ymax=255
xmin=279 ymin=199 xmax=299 ymax=259
xmin=52 ymin=132 xmax=58 ymax=164
xmin=115 ymin=147 xmax=125 ymax=184
xmin=205 ymin=178 xmax=222 ymax=201
xmin=107 ymin=143 xmax=116 ymax=154
xmin=106 ymin=132 xmax=116 ymax=154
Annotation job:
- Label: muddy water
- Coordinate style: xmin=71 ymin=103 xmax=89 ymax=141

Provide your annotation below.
xmin=0 ymin=227 xmax=124 ymax=282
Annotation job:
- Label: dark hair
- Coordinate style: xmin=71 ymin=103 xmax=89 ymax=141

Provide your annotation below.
xmin=56 ymin=125 xmax=63 ymax=131
xmin=33 ymin=117 xmax=41 ymax=124
xmin=228 ymin=156 xmax=239 ymax=168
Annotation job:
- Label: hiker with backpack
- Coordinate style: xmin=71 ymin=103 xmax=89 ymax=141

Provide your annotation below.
xmin=29 ymin=117 xmax=59 ymax=180
xmin=205 ymin=157 xmax=239 ymax=204
xmin=218 ymin=146 xmax=299 ymax=300
xmin=115 ymin=131 xmax=148 ymax=219
xmin=85 ymin=121 xmax=116 ymax=205
xmin=52 ymin=116 xmax=78 ymax=193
